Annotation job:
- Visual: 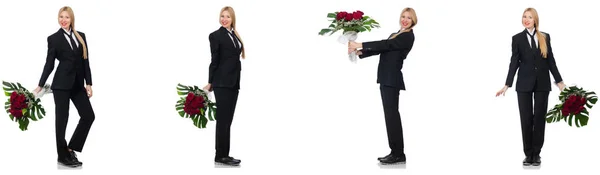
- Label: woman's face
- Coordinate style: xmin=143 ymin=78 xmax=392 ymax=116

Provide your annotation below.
xmin=58 ymin=11 xmax=71 ymax=30
xmin=522 ymin=11 xmax=535 ymax=29
xmin=220 ymin=10 xmax=232 ymax=29
xmin=400 ymin=11 xmax=412 ymax=29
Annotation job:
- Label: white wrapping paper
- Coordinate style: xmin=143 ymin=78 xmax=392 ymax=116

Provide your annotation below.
xmin=34 ymin=84 xmax=52 ymax=99
xmin=337 ymin=31 xmax=358 ymax=63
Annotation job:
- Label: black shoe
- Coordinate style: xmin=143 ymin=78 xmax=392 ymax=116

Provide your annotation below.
xmin=379 ymin=154 xmax=406 ymax=164
xmin=523 ymin=157 xmax=533 ymax=166
xmin=377 ymin=153 xmax=392 ymax=161
xmin=227 ymin=156 xmax=241 ymax=164
xmin=69 ymin=151 xmax=83 ymax=166
xmin=532 ymin=156 xmax=541 ymax=166
xmin=377 ymin=154 xmax=392 ymax=161
xmin=57 ymin=157 xmax=80 ymax=168
xmin=215 ymin=157 xmax=241 ymax=166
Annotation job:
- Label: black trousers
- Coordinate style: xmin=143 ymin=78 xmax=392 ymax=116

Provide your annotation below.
xmin=380 ymin=85 xmax=404 ymax=156
xmin=516 ymin=83 xmax=550 ymax=158
xmin=52 ymin=84 xmax=95 ymax=159
xmin=213 ymin=87 xmax=239 ymax=158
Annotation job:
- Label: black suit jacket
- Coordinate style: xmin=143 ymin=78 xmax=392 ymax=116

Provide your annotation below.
xmin=38 ymin=28 xmax=92 ymax=90
xmin=208 ymin=27 xmax=243 ymax=89
xmin=358 ymin=30 xmax=415 ymax=90
xmin=505 ymin=29 xmax=562 ymax=92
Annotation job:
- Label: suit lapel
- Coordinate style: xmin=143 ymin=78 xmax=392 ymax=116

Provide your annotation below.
xmin=219 ymin=27 xmax=243 ymax=52
xmin=520 ymin=29 xmax=541 ymax=59
xmin=55 ymin=29 xmax=75 ymax=54
xmin=218 ymin=27 xmax=234 ymax=49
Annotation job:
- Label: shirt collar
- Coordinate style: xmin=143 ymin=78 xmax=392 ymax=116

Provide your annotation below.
xmin=526 ymin=28 xmax=536 ymax=36
xmin=62 ymin=28 xmax=72 ymax=35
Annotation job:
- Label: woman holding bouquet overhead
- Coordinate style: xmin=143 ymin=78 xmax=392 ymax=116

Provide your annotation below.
xmin=348 ymin=7 xmax=417 ymax=164
xmin=203 ymin=6 xmax=245 ymax=166
xmin=34 ymin=6 xmax=95 ymax=168
xmin=495 ymin=8 xmax=566 ymax=166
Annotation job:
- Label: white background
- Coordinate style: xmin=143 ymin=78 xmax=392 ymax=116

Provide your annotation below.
xmin=1 ymin=0 xmax=599 ymax=174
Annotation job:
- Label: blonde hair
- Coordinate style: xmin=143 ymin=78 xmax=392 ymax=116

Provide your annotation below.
xmin=523 ymin=8 xmax=548 ymax=58
xmin=390 ymin=7 xmax=418 ymax=39
xmin=220 ymin=6 xmax=245 ymax=59
xmin=58 ymin=6 xmax=88 ymax=59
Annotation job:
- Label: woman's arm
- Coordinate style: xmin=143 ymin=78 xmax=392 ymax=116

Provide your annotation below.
xmin=81 ymin=33 xmax=92 ymax=86
xmin=361 ymin=32 xmax=414 ymax=52
xmin=38 ymin=36 xmax=56 ymax=87
xmin=546 ymin=33 xmax=563 ymax=84
xmin=358 ymin=49 xmax=380 ymax=59
xmin=207 ymin=33 xmax=220 ymax=84
xmin=505 ymin=36 xmax=520 ymax=87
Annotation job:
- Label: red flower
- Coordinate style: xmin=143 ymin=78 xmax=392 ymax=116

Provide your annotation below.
xmin=336 ymin=11 xmax=347 ymax=20
xmin=10 ymin=109 xmax=23 ymax=118
xmin=352 ymin=10 xmax=364 ymax=20
xmin=561 ymin=107 xmax=569 ymax=117
xmin=183 ymin=92 xmax=206 ymax=115
xmin=562 ymin=95 xmax=587 ymax=116
xmin=355 ymin=10 xmax=364 ymax=16
xmin=9 ymin=91 xmax=28 ymax=118
xmin=345 ymin=13 xmax=354 ymax=21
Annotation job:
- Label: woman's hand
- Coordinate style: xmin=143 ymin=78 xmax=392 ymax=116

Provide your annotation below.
xmin=86 ymin=85 xmax=93 ymax=98
xmin=203 ymin=83 xmax=212 ymax=92
xmin=348 ymin=41 xmax=362 ymax=52
xmin=348 ymin=48 xmax=357 ymax=54
xmin=557 ymin=81 xmax=566 ymax=91
xmin=33 ymin=86 xmax=42 ymax=94
xmin=496 ymin=85 xmax=509 ymax=97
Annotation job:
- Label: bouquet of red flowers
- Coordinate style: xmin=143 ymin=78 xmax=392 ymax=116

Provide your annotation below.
xmin=175 ymin=83 xmax=216 ymax=129
xmin=318 ymin=10 xmax=380 ymax=63
xmin=546 ymin=85 xmax=597 ymax=127
xmin=3 ymin=81 xmax=47 ymax=131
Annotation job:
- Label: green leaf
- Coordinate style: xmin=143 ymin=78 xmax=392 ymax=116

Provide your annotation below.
xmin=545 ymin=116 xmax=552 ymax=123
xmin=589 ymin=97 xmax=598 ymax=104
xmin=200 ymin=116 xmax=208 ymax=128
xmin=178 ymin=111 xmax=185 ymax=117
xmin=358 ymin=26 xmax=367 ymax=32
xmin=30 ymin=105 xmax=38 ymax=121
xmin=567 ymin=115 xmax=573 ymax=126
xmin=318 ymin=29 xmax=333 ymax=35
xmin=2 ymin=81 xmax=14 ymax=90
xmin=208 ymin=108 xmax=215 ymax=121
xmin=18 ymin=118 xmax=29 ymax=131
xmin=576 ymin=113 xmax=589 ymax=127
xmin=16 ymin=83 xmax=25 ymax=90
xmin=327 ymin=13 xmax=336 ymax=18
xmin=36 ymin=107 xmax=44 ymax=120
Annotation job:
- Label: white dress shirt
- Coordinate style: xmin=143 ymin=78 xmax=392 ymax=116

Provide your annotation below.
xmin=226 ymin=28 xmax=242 ymax=48
xmin=526 ymin=28 xmax=538 ymax=48
xmin=62 ymin=28 xmax=79 ymax=49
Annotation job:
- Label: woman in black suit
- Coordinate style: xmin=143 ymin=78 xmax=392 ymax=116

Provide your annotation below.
xmin=348 ymin=7 xmax=417 ymax=164
xmin=34 ymin=6 xmax=95 ymax=168
xmin=495 ymin=7 xmax=565 ymax=166
xmin=203 ymin=6 xmax=245 ymax=166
